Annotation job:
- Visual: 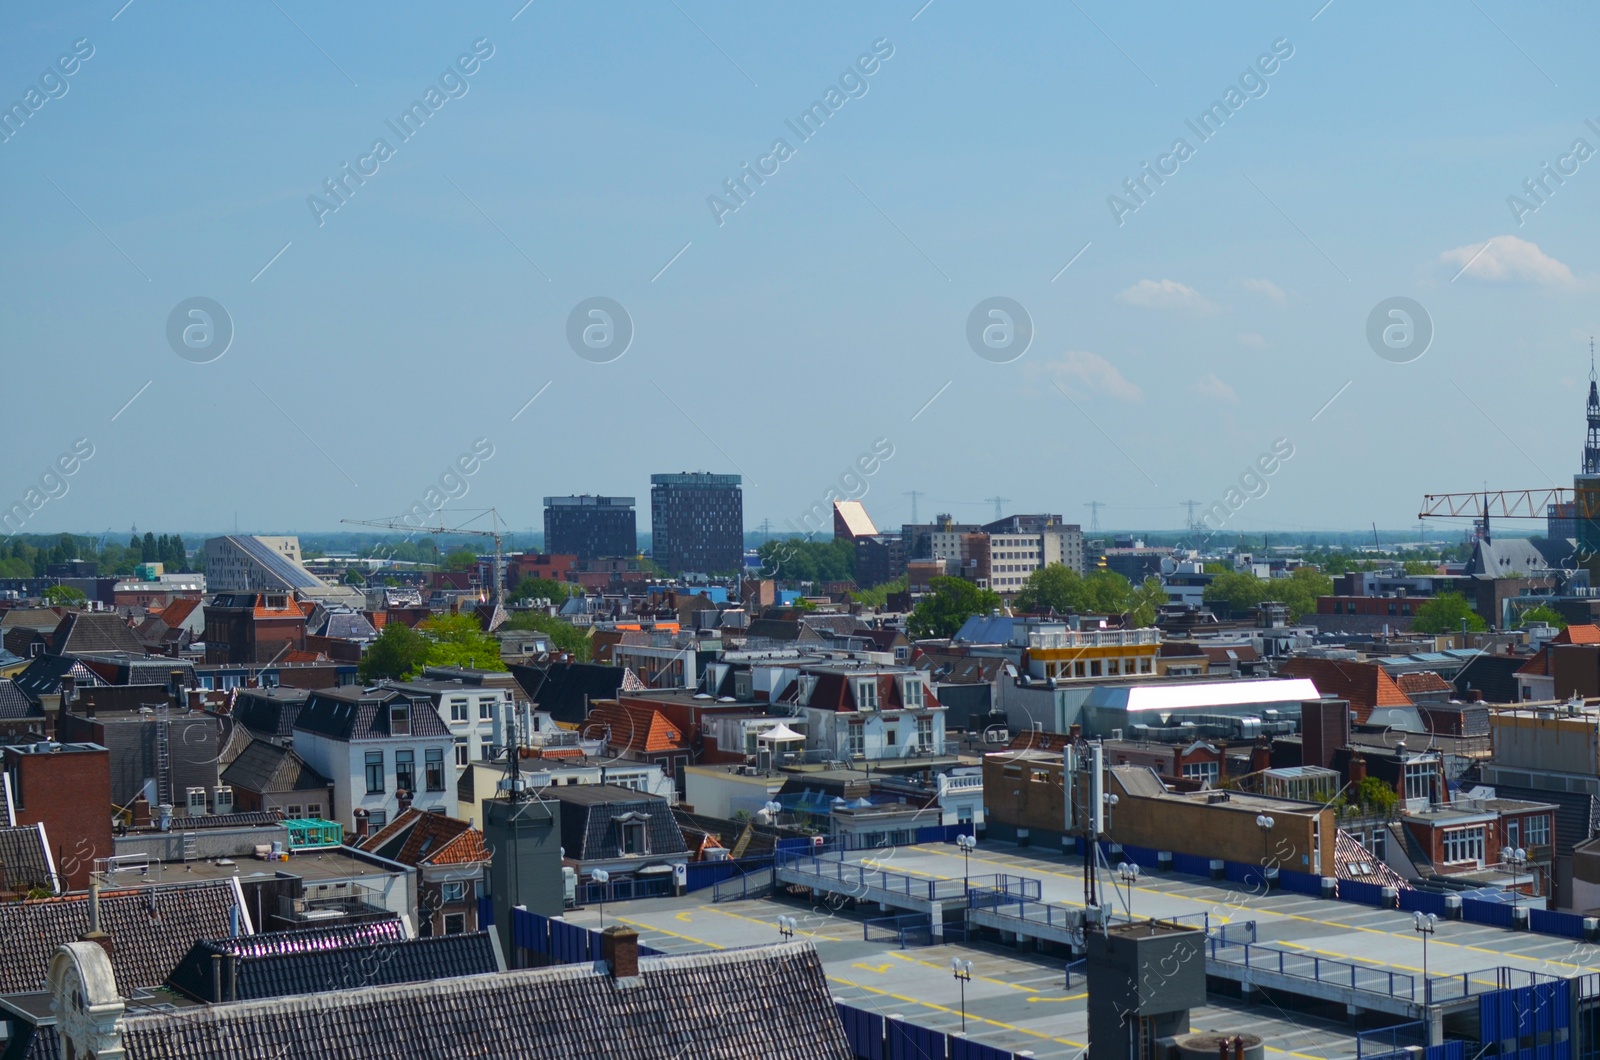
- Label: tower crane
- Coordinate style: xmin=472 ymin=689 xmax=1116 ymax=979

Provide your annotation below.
xmin=342 ymin=508 xmax=508 ymax=610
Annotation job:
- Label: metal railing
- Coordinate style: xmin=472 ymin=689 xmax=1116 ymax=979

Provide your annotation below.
xmin=775 ymin=849 xmax=1040 ymax=905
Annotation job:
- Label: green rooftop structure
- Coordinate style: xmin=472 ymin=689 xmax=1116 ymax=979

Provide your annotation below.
xmin=283 ymin=818 xmax=343 ymax=850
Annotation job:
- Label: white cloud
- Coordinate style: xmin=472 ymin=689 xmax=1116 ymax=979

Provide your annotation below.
xmin=1031 ymin=350 xmax=1143 ymax=402
xmin=1237 ymin=332 xmax=1268 ymax=349
xmin=1191 ymin=373 xmax=1239 ymax=403
xmin=1239 ymin=278 xmax=1286 ymax=304
xmin=1116 ymin=278 xmax=1217 ymax=314
xmin=1439 ymin=235 xmax=1577 ymax=287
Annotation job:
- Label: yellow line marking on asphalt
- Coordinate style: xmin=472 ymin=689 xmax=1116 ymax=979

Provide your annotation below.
xmin=826 ymin=974 xmax=1089 ymax=1049
xmin=852 ymin=962 xmax=895 ymax=974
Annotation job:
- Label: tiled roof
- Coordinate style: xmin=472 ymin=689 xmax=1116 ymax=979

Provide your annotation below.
xmin=232 ymin=688 xmax=311 ymax=739
xmin=1557 ymin=624 xmax=1600 ymax=645
xmin=509 ymin=662 xmax=629 ymax=725
xmin=119 ymin=941 xmax=851 ymax=1060
xmin=159 ymin=598 xmax=202 ymax=627
xmin=222 ymin=740 xmax=331 ymax=795
xmin=50 ymin=612 xmax=148 ymax=656
xmin=0 ymin=608 xmax=65 ymax=632
xmin=0 ymin=678 xmax=44 ymax=720
xmin=1517 ymin=648 xmax=1551 ymax=677
xmin=294 ymin=688 xmax=449 ymax=742
xmin=358 ymin=808 xmax=488 ymax=867
xmin=1277 ymin=658 xmax=1412 ymax=723
xmin=552 ymin=786 xmax=689 ymax=861
xmin=167 ymin=924 xmax=498 ymax=1003
xmin=915 ymin=652 xmax=1003 ymax=684
xmin=1395 ymin=671 xmax=1453 ymax=696
xmin=0 ymin=879 xmax=241 ymax=995
xmin=11 ymin=655 xmax=104 ymax=704
xmin=0 ymin=823 xmax=54 ymax=893
xmin=1333 ymin=827 xmax=1408 ymax=890
xmin=581 ymin=700 xmax=685 ymax=754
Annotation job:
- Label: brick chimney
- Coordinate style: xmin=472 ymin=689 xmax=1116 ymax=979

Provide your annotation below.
xmin=1250 ymin=738 xmax=1272 ymax=775
xmin=601 ymin=925 xmax=639 ymax=981
xmin=353 ymin=808 xmax=370 ymax=840
xmin=1349 ymin=754 xmax=1368 ymax=788
xmin=397 ymin=790 xmax=413 ymax=813
xmin=79 ymin=877 xmax=115 ymax=961
xmin=131 ymin=795 xmax=151 ymax=828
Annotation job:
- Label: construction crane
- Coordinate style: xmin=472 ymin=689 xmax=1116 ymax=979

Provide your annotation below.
xmin=342 ymin=508 xmax=508 ymax=610
xmin=1418 ymin=489 xmax=1575 ymax=520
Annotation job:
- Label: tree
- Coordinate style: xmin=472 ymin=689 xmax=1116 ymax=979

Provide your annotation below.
xmin=343 ymin=567 xmax=366 ymax=586
xmin=1520 ymin=604 xmax=1567 ymax=630
xmin=442 ymin=548 xmax=479 ymax=571
xmin=511 ymin=577 xmax=575 ymax=604
xmin=1271 ymin=567 xmax=1333 ymax=622
xmin=756 ymin=537 xmax=855 ymax=583
xmin=908 ymin=577 xmax=1001 ymax=639
xmin=1012 ymin=564 xmax=1085 ymax=613
xmin=358 ymin=621 xmax=429 ymax=682
xmin=1354 ymin=775 xmax=1399 ymax=815
xmin=43 ymin=585 xmax=86 ymax=606
xmin=1403 ymin=559 xmax=1437 ymax=576
xmin=504 ymin=610 xmax=593 ymax=661
xmin=1203 ymin=571 xmax=1268 ymax=616
xmin=1128 ymin=577 xmax=1167 ymax=628
xmin=1411 ymin=592 xmax=1487 ymax=633
xmin=852 ymin=575 xmax=907 ymax=610
xmin=420 ymin=612 xmax=507 ymax=671
xmin=141 ymin=532 xmax=157 ymax=563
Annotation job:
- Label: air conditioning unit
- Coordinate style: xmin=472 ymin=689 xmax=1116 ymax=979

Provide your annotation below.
xmin=185 ymin=786 xmax=209 ymax=816
xmin=212 ymin=786 xmax=234 ymax=815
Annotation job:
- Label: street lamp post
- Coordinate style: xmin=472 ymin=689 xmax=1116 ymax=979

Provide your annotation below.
xmin=777 ymin=914 xmax=796 ymax=940
xmin=1506 ymin=847 xmax=1528 ymax=917
xmin=957 ymin=833 xmax=977 ymax=892
xmin=1255 ymin=814 xmax=1275 ymax=874
xmin=591 ymin=868 xmax=610 ymax=930
xmin=1116 ymin=862 xmax=1140 ymax=920
xmin=1413 ymin=911 xmax=1437 ymax=1000
xmin=951 ymin=958 xmax=973 ymax=1033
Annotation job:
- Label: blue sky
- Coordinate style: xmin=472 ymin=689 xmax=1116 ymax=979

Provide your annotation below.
xmin=3 ymin=0 xmax=1598 ymax=540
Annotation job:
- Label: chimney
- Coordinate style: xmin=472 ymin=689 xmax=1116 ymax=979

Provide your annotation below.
xmin=187 ymin=690 xmax=205 ymax=711
xmin=1349 ymin=754 xmax=1368 ymax=788
xmin=169 ymin=669 xmax=185 ymax=709
xmin=398 ymin=790 xmax=413 ymax=813
xmin=58 ymin=675 xmax=76 ymax=706
xmin=600 ymin=925 xmax=639 ymax=981
xmin=79 ymin=876 xmax=114 ymax=960
xmin=1250 ymin=738 xmax=1272 ymax=775
xmin=353 ymin=808 xmax=370 ymax=840
xmin=131 ymin=795 xmax=151 ymax=828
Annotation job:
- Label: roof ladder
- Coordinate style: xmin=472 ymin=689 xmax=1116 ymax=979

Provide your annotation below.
xmin=153 ymin=714 xmax=172 ymax=808
xmin=181 ymin=831 xmax=198 ymax=862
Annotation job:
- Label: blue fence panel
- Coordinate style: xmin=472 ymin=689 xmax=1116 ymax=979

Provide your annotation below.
xmin=887 ymin=1017 xmax=946 ymax=1060
xmin=477 ymin=894 xmax=494 ymax=927
xmin=1530 ymin=907 xmax=1586 ymax=939
xmin=1481 ymin=980 xmax=1572 ymax=1057
xmin=1338 ymin=879 xmax=1384 ymax=906
xmin=1171 ymin=851 xmax=1212 ymax=876
xmin=684 ymin=857 xmax=773 ymax=894
xmin=836 ymin=1003 xmax=884 ymax=1060
xmin=1277 ymin=869 xmax=1322 ymax=896
xmin=951 ymin=1038 xmax=1016 ymax=1060
xmin=1462 ymin=898 xmax=1516 ymax=929
xmin=1398 ymin=889 xmax=1448 ymax=917
xmin=512 ymin=907 xmax=547 ymax=954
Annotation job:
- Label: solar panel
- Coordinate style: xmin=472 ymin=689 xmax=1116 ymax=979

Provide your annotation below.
xmin=231 ymin=536 xmax=324 ymax=590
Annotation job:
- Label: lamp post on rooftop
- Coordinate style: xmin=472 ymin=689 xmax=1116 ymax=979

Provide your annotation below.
xmin=951 ymin=958 xmax=973 ymax=1033
xmin=591 ymin=868 xmax=610 ymax=930
xmin=956 ymin=833 xmax=977 ymax=893
xmin=1506 ymin=846 xmax=1527 ymax=920
xmin=1116 ymin=862 xmax=1140 ymax=920
xmin=1413 ymin=911 xmax=1437 ymax=1000
xmin=777 ymin=914 xmax=796 ymax=941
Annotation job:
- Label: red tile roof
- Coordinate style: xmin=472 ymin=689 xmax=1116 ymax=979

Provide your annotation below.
xmin=1395 ymin=671 xmax=1453 ymax=696
xmin=1556 ymin=625 xmax=1600 ymax=645
xmin=1277 ymin=657 xmax=1412 ymax=723
xmin=359 ymin=808 xmax=488 ymax=867
xmin=581 ymin=700 xmax=686 ymax=754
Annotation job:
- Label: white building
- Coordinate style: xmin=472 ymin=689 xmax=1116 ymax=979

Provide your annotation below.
xmin=291 ymin=686 xmax=456 ymax=832
xmin=792 ymin=664 xmax=948 ymax=763
xmin=389 ymin=678 xmax=514 ymax=773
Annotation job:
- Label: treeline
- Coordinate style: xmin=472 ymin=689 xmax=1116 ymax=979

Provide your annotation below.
xmin=0 ymin=532 xmax=194 ymax=579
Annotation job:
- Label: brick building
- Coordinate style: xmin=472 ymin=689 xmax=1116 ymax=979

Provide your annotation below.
xmin=2 ymin=740 xmax=112 ymax=890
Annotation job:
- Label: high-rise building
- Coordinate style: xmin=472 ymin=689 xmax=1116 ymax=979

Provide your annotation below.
xmin=650 ymin=472 xmax=743 ymax=574
xmin=542 ymin=495 xmax=636 ymax=560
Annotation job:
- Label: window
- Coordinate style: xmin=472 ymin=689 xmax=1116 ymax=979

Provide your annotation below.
xmin=439 ymin=881 xmax=467 ymax=902
xmin=618 ymin=820 xmax=649 ymax=855
xmin=1089 ymin=660 xmax=1102 ymax=677
xmin=1403 ymin=762 xmax=1434 ymax=803
xmin=856 ymin=680 xmax=878 ymax=710
xmin=1140 ymin=658 xmax=1153 ymax=674
xmin=444 ymin=912 xmax=467 ymax=935
xmin=1182 ymin=761 xmax=1219 ymax=785
xmin=306 ymin=803 xmax=322 ymax=819
xmin=394 ymin=749 xmax=415 ymax=794
xmin=847 ymin=721 xmax=865 ymax=756
xmin=425 ymin=748 xmax=445 ymax=791
xmin=389 ymin=703 xmax=411 ymax=736
xmin=1525 ymin=815 xmax=1550 ymax=848
xmin=285 ymin=804 xmax=302 ymax=818
xmin=1442 ymin=826 xmax=1485 ymax=865
xmin=903 ymin=678 xmax=923 ymax=708
xmin=455 ymin=737 xmax=469 ymax=767
xmin=886 ymin=727 xmax=897 ymax=746
xmin=449 ymin=698 xmax=468 ymax=723
xmin=916 ymin=716 xmax=933 ymax=750
xmin=367 ymin=809 xmax=387 ymax=830
xmin=365 ymin=751 xmax=385 ymax=794
xmin=1506 ymin=818 xmax=1519 ymax=852
xmin=479 ymin=699 xmax=493 ymax=720
xmin=1369 ymin=827 xmax=1387 ymax=860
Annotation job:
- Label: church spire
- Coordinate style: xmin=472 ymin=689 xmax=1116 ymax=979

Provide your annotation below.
xmin=1585 ymin=337 xmax=1600 ymax=475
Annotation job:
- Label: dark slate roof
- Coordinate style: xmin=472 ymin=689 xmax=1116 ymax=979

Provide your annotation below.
xmin=221 ymin=740 xmax=330 ymax=795
xmin=76 ymin=654 xmax=194 ymax=686
xmin=119 ymin=941 xmax=851 ymax=1060
xmin=50 ymin=613 xmax=147 ymax=656
xmin=319 ymin=611 xmax=378 ymax=641
xmin=0 ymin=879 xmax=240 ymax=995
xmin=293 ymin=687 xmax=449 ymax=742
xmin=551 ymin=786 xmax=689 ymax=861
xmin=2 ymin=1017 xmax=60 ymax=1060
xmin=11 ymin=655 xmax=104 ymax=704
xmin=0 ymin=679 xmax=43 ymax=720
xmin=509 ymin=662 xmax=627 ymax=724
xmin=232 ymin=688 xmax=311 ymax=739
xmin=0 ymin=824 xmax=53 ymax=892
xmin=167 ymin=922 xmax=498 ymax=1002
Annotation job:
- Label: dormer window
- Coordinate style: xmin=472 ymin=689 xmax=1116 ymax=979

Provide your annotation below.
xmin=903 ymin=678 xmax=923 ymax=709
xmin=390 ymin=702 xmax=411 ymax=736
xmin=855 ymin=680 xmax=878 ymax=710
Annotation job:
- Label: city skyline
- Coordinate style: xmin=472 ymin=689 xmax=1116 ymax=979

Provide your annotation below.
xmin=5 ymin=2 xmax=1599 ymax=537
